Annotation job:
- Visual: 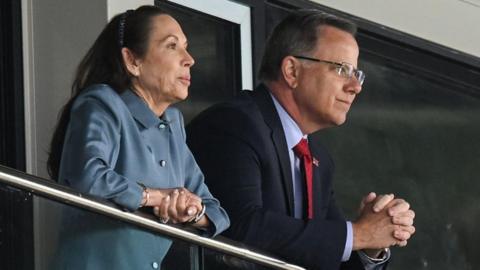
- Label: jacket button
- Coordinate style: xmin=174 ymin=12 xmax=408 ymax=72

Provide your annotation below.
xmin=152 ymin=262 xmax=159 ymax=269
xmin=160 ymin=160 xmax=167 ymax=167
xmin=159 ymin=123 xmax=166 ymax=129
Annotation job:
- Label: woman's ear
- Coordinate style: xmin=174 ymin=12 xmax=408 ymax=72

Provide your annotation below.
xmin=281 ymin=56 xmax=300 ymax=89
xmin=121 ymin=47 xmax=140 ymax=77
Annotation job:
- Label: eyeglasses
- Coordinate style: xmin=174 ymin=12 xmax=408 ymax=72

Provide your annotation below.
xmin=293 ymin=55 xmax=365 ymax=85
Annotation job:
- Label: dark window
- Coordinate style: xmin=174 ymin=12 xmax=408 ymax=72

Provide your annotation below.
xmin=0 ymin=0 xmax=25 ymax=170
xmin=316 ymin=55 xmax=480 ymax=269
xmin=156 ymin=0 xmax=242 ymax=123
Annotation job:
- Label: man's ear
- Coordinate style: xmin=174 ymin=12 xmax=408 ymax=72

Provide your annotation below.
xmin=280 ymin=56 xmax=300 ymax=89
xmin=121 ymin=47 xmax=140 ymax=77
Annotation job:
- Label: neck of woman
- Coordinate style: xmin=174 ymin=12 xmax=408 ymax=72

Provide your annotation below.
xmin=131 ymin=87 xmax=169 ymax=117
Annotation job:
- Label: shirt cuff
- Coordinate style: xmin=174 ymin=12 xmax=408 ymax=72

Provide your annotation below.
xmin=341 ymin=221 xmax=353 ymax=261
xmin=358 ymin=248 xmax=391 ymax=270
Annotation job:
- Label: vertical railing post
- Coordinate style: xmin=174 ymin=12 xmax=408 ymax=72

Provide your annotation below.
xmin=189 ymin=244 xmax=204 ymax=270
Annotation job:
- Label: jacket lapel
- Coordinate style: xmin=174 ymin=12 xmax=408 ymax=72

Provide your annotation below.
xmin=252 ymin=84 xmax=295 ymax=215
xmin=310 ymin=142 xmax=333 ymax=217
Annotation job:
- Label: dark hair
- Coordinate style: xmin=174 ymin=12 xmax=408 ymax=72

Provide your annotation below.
xmin=47 ymin=5 xmax=167 ymax=180
xmin=258 ymin=9 xmax=357 ymax=82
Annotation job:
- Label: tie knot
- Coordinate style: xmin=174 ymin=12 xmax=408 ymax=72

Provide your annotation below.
xmin=293 ymin=138 xmax=311 ymax=158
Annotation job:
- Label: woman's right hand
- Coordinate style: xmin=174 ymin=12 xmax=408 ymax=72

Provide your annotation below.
xmin=149 ymin=188 xmax=202 ymax=224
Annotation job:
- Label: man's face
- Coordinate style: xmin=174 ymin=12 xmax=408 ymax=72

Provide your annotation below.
xmin=293 ymin=26 xmax=362 ymax=132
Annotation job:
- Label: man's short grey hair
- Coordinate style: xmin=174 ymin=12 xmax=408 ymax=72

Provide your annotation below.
xmin=258 ymin=9 xmax=357 ymax=82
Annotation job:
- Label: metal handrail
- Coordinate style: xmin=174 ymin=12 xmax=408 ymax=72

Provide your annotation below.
xmin=0 ymin=165 xmax=305 ymax=270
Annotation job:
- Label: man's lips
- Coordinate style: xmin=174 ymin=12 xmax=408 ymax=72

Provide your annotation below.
xmin=337 ymin=99 xmax=352 ymax=106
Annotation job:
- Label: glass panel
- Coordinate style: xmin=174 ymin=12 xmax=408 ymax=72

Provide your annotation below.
xmin=203 ymin=246 xmax=275 ymax=270
xmin=156 ymin=1 xmax=242 ymax=123
xmin=312 ymin=57 xmax=480 ymax=270
xmin=0 ymin=184 xmax=34 ymax=270
xmin=17 ymin=190 xmax=289 ymax=270
xmin=33 ymin=195 xmax=198 ymax=270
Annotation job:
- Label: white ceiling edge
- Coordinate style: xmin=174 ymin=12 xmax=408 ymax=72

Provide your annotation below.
xmin=311 ymin=0 xmax=480 ymax=58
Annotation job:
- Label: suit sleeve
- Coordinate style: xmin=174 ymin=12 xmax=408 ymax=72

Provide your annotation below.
xmin=174 ymin=109 xmax=230 ymax=237
xmin=187 ymin=107 xmax=363 ymax=270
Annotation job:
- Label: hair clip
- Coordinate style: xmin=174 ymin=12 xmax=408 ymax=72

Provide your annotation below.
xmin=118 ymin=9 xmax=134 ymax=47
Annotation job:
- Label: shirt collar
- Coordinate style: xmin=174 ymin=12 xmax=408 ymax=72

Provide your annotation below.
xmin=120 ymin=89 xmax=170 ymax=128
xmin=270 ymin=93 xmax=306 ymax=149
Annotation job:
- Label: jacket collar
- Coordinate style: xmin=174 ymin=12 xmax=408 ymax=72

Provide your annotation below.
xmin=120 ymin=89 xmax=170 ymax=128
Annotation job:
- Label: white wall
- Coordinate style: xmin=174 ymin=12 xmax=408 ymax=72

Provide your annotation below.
xmin=312 ymin=0 xmax=480 ymax=58
xmin=23 ymin=0 xmax=153 ymax=179
xmin=24 ymin=1 xmax=108 ymax=267
xmin=23 ymin=0 xmax=107 ymax=178
xmin=107 ymin=0 xmax=153 ymax=19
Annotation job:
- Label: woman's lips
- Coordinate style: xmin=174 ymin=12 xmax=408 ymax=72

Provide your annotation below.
xmin=179 ymin=76 xmax=191 ymax=86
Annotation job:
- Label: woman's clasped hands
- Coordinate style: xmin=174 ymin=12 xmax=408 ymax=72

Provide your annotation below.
xmin=148 ymin=187 xmax=203 ymax=224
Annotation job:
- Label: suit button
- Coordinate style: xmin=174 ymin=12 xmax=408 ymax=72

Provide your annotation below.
xmin=160 ymin=160 xmax=167 ymax=167
xmin=158 ymin=123 xmax=166 ymax=129
xmin=152 ymin=262 xmax=159 ymax=269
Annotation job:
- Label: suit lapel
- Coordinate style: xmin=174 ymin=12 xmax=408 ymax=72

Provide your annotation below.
xmin=310 ymin=146 xmax=323 ymax=217
xmin=252 ymin=84 xmax=295 ymax=215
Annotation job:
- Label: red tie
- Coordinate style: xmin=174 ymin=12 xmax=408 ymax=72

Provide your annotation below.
xmin=293 ymin=138 xmax=314 ymax=219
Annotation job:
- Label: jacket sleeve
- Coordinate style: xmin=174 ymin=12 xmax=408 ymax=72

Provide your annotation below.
xmin=59 ymin=94 xmax=143 ymax=211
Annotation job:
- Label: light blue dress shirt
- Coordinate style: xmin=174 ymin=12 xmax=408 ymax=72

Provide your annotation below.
xmin=53 ymin=84 xmax=230 ymax=269
xmin=270 ymin=94 xmax=389 ymax=268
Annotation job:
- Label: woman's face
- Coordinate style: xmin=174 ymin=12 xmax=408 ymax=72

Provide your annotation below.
xmin=132 ymin=15 xmax=194 ymax=105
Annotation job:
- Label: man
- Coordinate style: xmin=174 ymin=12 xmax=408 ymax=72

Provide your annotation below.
xmin=187 ymin=10 xmax=415 ymax=269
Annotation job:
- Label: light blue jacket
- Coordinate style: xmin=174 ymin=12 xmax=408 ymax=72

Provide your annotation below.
xmin=53 ymin=84 xmax=229 ymax=269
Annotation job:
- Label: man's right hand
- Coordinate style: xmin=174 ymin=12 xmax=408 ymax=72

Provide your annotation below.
xmin=352 ymin=196 xmax=415 ymax=251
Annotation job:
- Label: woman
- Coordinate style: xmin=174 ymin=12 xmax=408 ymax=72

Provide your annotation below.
xmin=47 ymin=6 xmax=229 ymax=269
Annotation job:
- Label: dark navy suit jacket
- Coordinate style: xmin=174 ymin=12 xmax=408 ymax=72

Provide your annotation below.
xmin=187 ymin=84 xmax=364 ymax=270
